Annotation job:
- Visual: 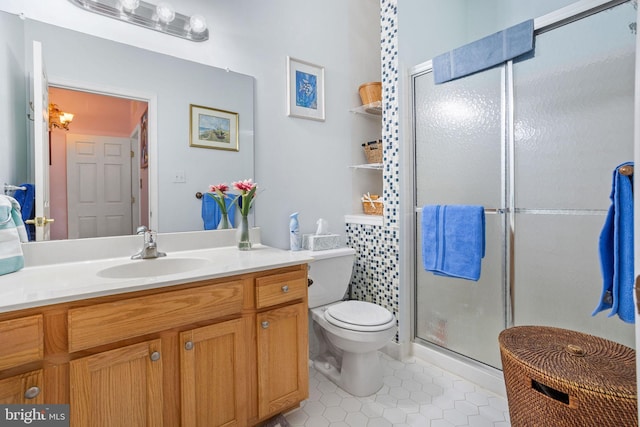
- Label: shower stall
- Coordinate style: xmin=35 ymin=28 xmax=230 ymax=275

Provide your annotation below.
xmin=411 ymin=1 xmax=637 ymax=369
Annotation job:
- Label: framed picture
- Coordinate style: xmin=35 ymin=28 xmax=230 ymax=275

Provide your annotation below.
xmin=140 ymin=108 xmax=148 ymax=169
xmin=189 ymin=104 xmax=239 ymax=151
xmin=287 ymin=56 xmax=325 ymax=121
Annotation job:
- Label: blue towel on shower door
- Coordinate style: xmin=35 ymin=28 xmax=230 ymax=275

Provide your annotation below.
xmin=592 ymin=162 xmax=634 ymax=323
xmin=201 ymin=194 xmax=237 ymax=230
xmin=421 ymin=205 xmax=486 ymax=281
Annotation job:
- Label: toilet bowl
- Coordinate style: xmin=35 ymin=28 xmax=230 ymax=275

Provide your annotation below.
xmin=304 ymin=248 xmax=397 ymax=396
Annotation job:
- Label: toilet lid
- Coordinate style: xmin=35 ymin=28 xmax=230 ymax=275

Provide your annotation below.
xmin=325 ymin=301 xmax=395 ymax=332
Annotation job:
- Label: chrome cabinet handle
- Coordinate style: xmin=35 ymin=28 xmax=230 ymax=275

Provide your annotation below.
xmin=185 ymin=341 xmax=194 ymax=351
xmin=261 ymin=321 xmax=269 ymax=329
xmin=150 ymin=351 xmax=161 ymax=361
xmin=281 ymin=285 xmax=289 ymax=293
xmin=24 ymin=386 xmax=40 ymax=399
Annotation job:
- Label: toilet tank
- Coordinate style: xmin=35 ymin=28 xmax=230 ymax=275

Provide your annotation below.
xmin=302 ymin=247 xmax=356 ymax=308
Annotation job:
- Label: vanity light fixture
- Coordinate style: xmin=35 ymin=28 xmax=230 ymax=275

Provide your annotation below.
xmin=48 ymin=103 xmax=74 ymax=131
xmin=67 ymin=0 xmax=209 ymax=42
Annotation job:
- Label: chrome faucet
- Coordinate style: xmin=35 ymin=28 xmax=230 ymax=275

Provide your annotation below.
xmin=131 ymin=226 xmax=166 ymax=259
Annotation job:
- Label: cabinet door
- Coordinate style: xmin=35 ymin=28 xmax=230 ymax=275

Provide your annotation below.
xmin=180 ymin=318 xmax=246 ymax=427
xmin=0 ymin=369 xmax=44 ymax=404
xmin=69 ymin=339 xmax=163 ymax=427
xmin=256 ymin=302 xmax=308 ymax=419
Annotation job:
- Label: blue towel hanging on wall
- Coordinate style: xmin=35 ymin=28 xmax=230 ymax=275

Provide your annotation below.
xmin=202 ymin=194 xmax=237 ymax=230
xmin=433 ymin=19 xmax=534 ymax=84
xmin=592 ymin=162 xmax=634 ymax=323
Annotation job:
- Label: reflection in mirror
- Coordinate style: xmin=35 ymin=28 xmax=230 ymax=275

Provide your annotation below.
xmin=0 ymin=10 xmax=255 ymax=242
xmin=49 ymin=88 xmax=149 ymax=240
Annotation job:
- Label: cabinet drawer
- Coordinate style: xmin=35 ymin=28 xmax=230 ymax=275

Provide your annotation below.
xmin=255 ymin=271 xmax=307 ymax=309
xmin=0 ymin=315 xmax=44 ymax=371
xmin=68 ymin=281 xmax=244 ymax=352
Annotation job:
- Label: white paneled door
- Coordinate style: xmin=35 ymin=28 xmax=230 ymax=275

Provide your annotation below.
xmin=66 ymin=134 xmax=132 ymax=239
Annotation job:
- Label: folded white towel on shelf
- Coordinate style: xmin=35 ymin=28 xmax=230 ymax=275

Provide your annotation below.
xmin=0 ymin=195 xmax=28 ymax=276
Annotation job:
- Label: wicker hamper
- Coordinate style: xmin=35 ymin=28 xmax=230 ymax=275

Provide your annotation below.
xmin=499 ymin=326 xmax=637 ymax=427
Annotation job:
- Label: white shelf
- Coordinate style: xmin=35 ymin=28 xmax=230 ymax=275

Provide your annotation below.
xmin=345 ymin=214 xmax=383 ymax=226
xmin=350 ymin=163 xmax=383 ymax=170
xmin=349 ymin=101 xmax=382 ymax=117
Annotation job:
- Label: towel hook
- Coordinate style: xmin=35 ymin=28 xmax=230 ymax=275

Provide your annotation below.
xmin=195 ymin=192 xmax=203 ymax=199
xmin=619 ymin=165 xmax=634 ymax=176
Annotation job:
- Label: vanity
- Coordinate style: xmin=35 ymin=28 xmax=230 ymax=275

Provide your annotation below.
xmin=0 ymin=230 xmax=312 ymax=426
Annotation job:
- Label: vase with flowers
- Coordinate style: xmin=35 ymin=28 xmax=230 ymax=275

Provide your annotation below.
xmin=232 ymin=179 xmax=257 ymax=250
xmin=207 ymin=183 xmax=235 ymax=230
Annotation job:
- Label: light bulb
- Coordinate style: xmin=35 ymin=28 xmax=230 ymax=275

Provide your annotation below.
xmin=120 ymin=0 xmax=139 ymax=12
xmin=189 ymin=14 xmax=207 ymax=34
xmin=156 ymin=2 xmax=175 ymax=24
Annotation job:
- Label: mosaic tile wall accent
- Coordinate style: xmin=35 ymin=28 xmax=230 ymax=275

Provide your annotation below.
xmin=381 ymin=0 xmax=400 ymax=228
xmin=345 ymin=0 xmax=401 ymax=341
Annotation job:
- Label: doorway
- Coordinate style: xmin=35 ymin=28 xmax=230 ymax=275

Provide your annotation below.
xmin=48 ymin=87 xmax=148 ymax=240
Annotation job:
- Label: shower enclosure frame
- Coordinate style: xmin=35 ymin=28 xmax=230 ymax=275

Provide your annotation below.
xmin=402 ymin=0 xmax=639 ymax=392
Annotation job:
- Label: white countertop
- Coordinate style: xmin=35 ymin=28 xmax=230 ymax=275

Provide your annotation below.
xmin=0 ymin=241 xmax=313 ymax=314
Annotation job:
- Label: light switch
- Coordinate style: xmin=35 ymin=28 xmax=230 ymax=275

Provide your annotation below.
xmin=173 ymin=170 xmax=186 ymax=183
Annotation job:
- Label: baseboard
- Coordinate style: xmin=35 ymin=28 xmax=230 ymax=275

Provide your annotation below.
xmin=409 ymin=342 xmax=507 ymax=398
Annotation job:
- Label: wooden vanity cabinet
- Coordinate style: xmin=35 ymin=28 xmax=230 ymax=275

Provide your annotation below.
xmin=69 ymin=339 xmax=164 ymax=426
xmin=0 ymin=369 xmax=45 ymax=404
xmin=255 ymin=271 xmax=309 ymax=420
xmin=180 ymin=318 xmax=246 ymax=427
xmin=0 ymin=315 xmax=45 ymax=404
xmin=0 ymin=263 xmax=309 ymax=427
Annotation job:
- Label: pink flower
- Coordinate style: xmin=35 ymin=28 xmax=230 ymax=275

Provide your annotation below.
xmin=207 ymin=183 xmax=232 ymax=215
xmin=232 ymin=179 xmax=256 ymax=193
xmin=232 ymin=179 xmax=258 ymax=217
xmin=209 ymin=183 xmax=229 ymax=194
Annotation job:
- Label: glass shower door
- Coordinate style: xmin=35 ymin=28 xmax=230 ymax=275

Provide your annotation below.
xmin=511 ymin=2 xmax=636 ymax=347
xmin=413 ymin=66 xmax=505 ymax=368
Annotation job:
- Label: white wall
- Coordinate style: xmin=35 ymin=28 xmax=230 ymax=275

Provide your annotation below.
xmin=0 ymin=0 xmax=381 ymax=249
xmin=0 ymin=11 xmax=27 ymax=190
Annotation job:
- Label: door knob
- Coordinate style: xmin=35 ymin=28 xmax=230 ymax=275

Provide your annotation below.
xmin=25 ymin=216 xmax=55 ymax=227
xmin=24 ymin=386 xmax=40 ymax=399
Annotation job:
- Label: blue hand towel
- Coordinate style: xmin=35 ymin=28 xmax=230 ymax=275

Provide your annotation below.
xmin=422 ymin=205 xmax=486 ymax=281
xmin=0 ymin=195 xmax=29 ymax=276
xmin=433 ymin=19 xmax=534 ymax=84
xmin=12 ymin=183 xmax=35 ymax=241
xmin=593 ymin=162 xmax=634 ymax=323
xmin=202 ymin=194 xmax=237 ymax=230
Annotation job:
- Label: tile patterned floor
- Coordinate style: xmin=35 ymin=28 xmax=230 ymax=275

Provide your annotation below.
xmin=285 ymin=353 xmax=511 ymax=427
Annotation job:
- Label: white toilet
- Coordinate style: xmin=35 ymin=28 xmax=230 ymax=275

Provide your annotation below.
xmin=305 ymin=247 xmax=397 ymax=397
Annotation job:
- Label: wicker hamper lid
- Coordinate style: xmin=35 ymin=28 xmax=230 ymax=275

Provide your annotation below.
xmin=499 ymin=326 xmax=636 ymax=398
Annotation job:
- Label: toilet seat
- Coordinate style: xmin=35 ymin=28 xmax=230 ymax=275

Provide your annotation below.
xmin=324 ymin=300 xmax=395 ymax=332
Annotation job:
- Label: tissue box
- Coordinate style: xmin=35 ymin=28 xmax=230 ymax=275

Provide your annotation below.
xmin=303 ymin=234 xmax=341 ymax=251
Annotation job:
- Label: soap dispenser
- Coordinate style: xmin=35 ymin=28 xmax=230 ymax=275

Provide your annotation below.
xmin=289 ymin=212 xmax=301 ymax=251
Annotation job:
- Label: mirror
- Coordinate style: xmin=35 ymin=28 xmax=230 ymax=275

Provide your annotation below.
xmin=0 ymin=11 xmax=255 ymax=240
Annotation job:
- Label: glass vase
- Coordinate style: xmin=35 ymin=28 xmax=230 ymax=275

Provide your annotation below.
xmin=217 ymin=212 xmax=231 ymax=230
xmin=237 ymin=215 xmax=252 ymax=250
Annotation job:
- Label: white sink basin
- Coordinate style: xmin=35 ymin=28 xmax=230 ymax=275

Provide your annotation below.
xmin=97 ymin=257 xmax=210 ymax=279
